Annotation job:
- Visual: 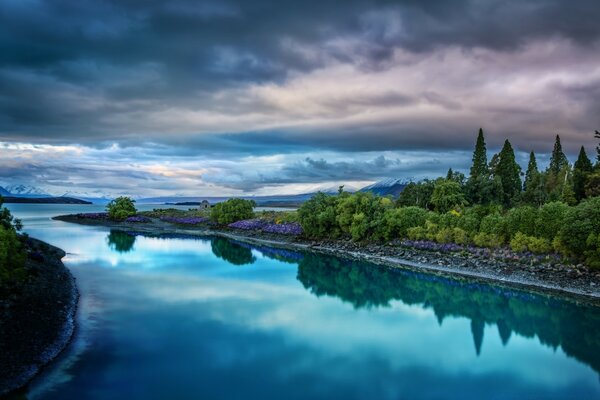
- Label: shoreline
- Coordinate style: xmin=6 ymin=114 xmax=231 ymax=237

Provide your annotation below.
xmin=0 ymin=238 xmax=79 ymax=397
xmin=54 ymin=214 xmax=600 ymax=305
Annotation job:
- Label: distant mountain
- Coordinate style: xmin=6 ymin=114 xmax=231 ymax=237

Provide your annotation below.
xmin=2 ymin=196 xmax=92 ymax=204
xmin=4 ymin=184 xmax=50 ymax=197
xmin=359 ymin=178 xmax=409 ymax=197
xmin=0 ymin=186 xmax=9 ymax=196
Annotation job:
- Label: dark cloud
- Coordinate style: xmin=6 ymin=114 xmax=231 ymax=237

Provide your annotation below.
xmin=0 ymin=0 xmax=599 ymax=143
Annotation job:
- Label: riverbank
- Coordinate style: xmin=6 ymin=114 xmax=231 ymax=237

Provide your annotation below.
xmin=0 ymin=238 xmax=79 ymax=397
xmin=53 ymin=214 xmax=600 ymax=304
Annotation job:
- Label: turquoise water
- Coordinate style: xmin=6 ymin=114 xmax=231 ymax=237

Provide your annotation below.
xmin=5 ymin=204 xmax=600 ymax=399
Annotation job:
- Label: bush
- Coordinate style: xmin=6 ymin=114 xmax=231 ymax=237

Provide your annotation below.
xmin=559 ymin=197 xmax=600 ymax=260
xmin=506 ymin=206 xmax=538 ymax=237
xmin=381 ymin=206 xmax=428 ymax=240
xmin=510 ymin=232 xmax=552 ymax=254
xmin=210 ymin=198 xmax=256 ymax=225
xmin=535 ymin=202 xmax=567 ymax=241
xmin=336 ymin=192 xmax=391 ymax=241
xmin=430 ymin=180 xmax=467 ymax=213
xmin=473 ymin=232 xmax=504 ymax=248
xmin=0 ymin=197 xmax=26 ymax=282
xmin=298 ymin=192 xmax=341 ymax=238
xmin=106 ymin=197 xmax=137 ymax=220
xmin=479 ymin=213 xmax=508 ymax=241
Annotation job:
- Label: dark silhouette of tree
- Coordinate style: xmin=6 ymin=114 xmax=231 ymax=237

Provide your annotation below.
xmin=471 ymin=318 xmax=485 ymax=356
xmin=211 ymin=237 xmax=256 ymax=266
xmin=495 ymin=140 xmax=522 ymax=207
xmin=573 ymin=146 xmax=593 ymax=202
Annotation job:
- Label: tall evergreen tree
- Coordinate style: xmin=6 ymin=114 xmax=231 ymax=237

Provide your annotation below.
xmin=595 ymin=130 xmax=600 ymax=165
xmin=522 ymin=152 xmax=545 ymax=206
xmin=469 ymin=128 xmax=488 ymax=179
xmin=523 ymin=151 xmax=538 ymax=191
xmin=466 ymin=128 xmax=492 ymax=205
xmin=573 ymin=146 xmax=593 ymax=202
xmin=548 ymin=135 xmax=569 ymax=176
xmin=495 ymin=140 xmax=522 ymax=207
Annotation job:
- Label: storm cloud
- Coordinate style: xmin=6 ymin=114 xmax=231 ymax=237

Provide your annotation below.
xmin=0 ymin=0 xmax=599 ymax=194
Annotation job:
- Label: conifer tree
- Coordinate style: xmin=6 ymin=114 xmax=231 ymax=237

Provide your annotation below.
xmin=573 ymin=146 xmax=593 ymax=202
xmin=469 ymin=128 xmax=488 ymax=179
xmin=495 ymin=139 xmax=522 ymax=207
xmin=466 ymin=128 xmax=492 ymax=205
xmin=595 ymin=130 xmax=600 ymax=165
xmin=548 ymin=135 xmax=568 ymax=176
xmin=522 ymin=152 xmax=545 ymax=206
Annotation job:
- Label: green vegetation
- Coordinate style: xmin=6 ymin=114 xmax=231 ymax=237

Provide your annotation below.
xmin=210 ymin=198 xmax=256 ymax=225
xmin=0 ymin=196 xmax=26 ymax=283
xmin=298 ymin=129 xmax=600 ymax=267
xmin=106 ymin=196 xmax=137 ymax=220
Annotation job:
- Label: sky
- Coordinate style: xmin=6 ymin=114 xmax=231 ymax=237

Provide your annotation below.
xmin=1 ymin=0 xmax=599 ymax=197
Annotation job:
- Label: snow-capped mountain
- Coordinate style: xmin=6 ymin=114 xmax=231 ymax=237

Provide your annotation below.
xmin=359 ymin=178 xmax=410 ymax=197
xmin=4 ymin=184 xmax=50 ymax=197
xmin=0 ymin=186 xmax=10 ymax=196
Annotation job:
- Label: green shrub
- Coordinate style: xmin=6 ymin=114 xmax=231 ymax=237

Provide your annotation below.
xmin=506 ymin=206 xmax=538 ymax=237
xmin=479 ymin=213 xmax=508 ymax=241
xmin=584 ymin=233 xmax=600 ymax=268
xmin=430 ymin=180 xmax=467 ymax=213
xmin=535 ymin=201 xmax=568 ymax=240
xmin=473 ymin=232 xmax=504 ymax=248
xmin=381 ymin=206 xmax=428 ymax=240
xmin=435 ymin=228 xmax=455 ymax=244
xmin=559 ymin=197 xmax=600 ymax=260
xmin=0 ymin=198 xmax=26 ymax=283
xmin=211 ymin=198 xmax=256 ymax=225
xmin=407 ymin=226 xmax=427 ymax=240
xmin=298 ymin=192 xmax=341 ymax=238
xmin=452 ymin=227 xmax=469 ymax=245
xmin=106 ymin=196 xmax=137 ymax=220
xmin=510 ymin=232 xmax=552 ymax=254
xmin=336 ymin=192 xmax=392 ymax=241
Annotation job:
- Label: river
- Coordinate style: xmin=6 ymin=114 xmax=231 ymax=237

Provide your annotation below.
xmin=5 ymin=204 xmax=600 ymax=399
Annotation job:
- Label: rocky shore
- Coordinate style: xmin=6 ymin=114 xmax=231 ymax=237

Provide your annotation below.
xmin=53 ymin=214 xmax=600 ymax=304
xmin=0 ymin=238 xmax=78 ymax=397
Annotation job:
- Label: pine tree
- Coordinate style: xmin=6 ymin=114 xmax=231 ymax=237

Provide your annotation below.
xmin=495 ymin=139 xmax=522 ymax=207
xmin=522 ymin=152 xmax=546 ymax=206
xmin=523 ymin=151 xmax=538 ymax=191
xmin=573 ymin=146 xmax=593 ymax=202
xmin=548 ymin=135 xmax=568 ymax=176
xmin=470 ymin=128 xmax=488 ymax=179
xmin=446 ymin=168 xmax=454 ymax=180
xmin=466 ymin=128 xmax=492 ymax=205
xmin=595 ymin=130 xmax=600 ymax=165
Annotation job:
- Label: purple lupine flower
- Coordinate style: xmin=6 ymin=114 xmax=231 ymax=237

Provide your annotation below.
xmin=262 ymin=222 xmax=303 ymax=235
xmin=125 ymin=215 xmax=152 ymax=223
xmin=160 ymin=216 xmax=210 ymax=225
xmin=76 ymin=212 xmax=109 ymax=220
xmin=228 ymin=219 xmax=269 ymax=230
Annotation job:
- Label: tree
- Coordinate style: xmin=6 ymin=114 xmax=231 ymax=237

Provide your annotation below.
xmin=573 ymin=146 xmax=593 ymax=202
xmin=595 ymin=130 xmax=600 ymax=165
xmin=466 ymin=129 xmax=495 ymax=205
xmin=430 ymin=180 xmax=467 ymax=213
xmin=298 ymin=192 xmax=341 ymax=238
xmin=106 ymin=196 xmax=137 ymax=220
xmin=548 ymin=135 xmax=569 ymax=176
xmin=495 ymin=140 xmax=522 ymax=207
xmin=210 ymin=198 xmax=256 ymax=225
xmin=397 ymin=180 xmax=435 ymax=210
xmin=522 ymin=151 xmax=546 ymax=206
xmin=0 ymin=196 xmax=26 ymax=282
xmin=470 ymin=128 xmax=488 ymax=179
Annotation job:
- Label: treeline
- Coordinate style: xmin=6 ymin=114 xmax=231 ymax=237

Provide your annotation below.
xmin=0 ymin=197 xmax=26 ymax=284
xmin=298 ymin=130 xmax=600 ymax=267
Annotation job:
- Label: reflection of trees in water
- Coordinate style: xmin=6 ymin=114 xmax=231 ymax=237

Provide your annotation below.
xmin=297 ymin=253 xmax=600 ymax=374
xmin=211 ymin=238 xmax=256 ymax=266
xmin=106 ymin=230 xmax=136 ymax=253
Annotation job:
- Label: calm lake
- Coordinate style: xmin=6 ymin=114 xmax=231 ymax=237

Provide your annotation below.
xmin=6 ymin=204 xmax=600 ymax=399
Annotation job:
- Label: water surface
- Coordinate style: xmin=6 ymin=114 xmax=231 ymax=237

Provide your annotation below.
xmin=6 ymin=204 xmax=600 ymax=399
